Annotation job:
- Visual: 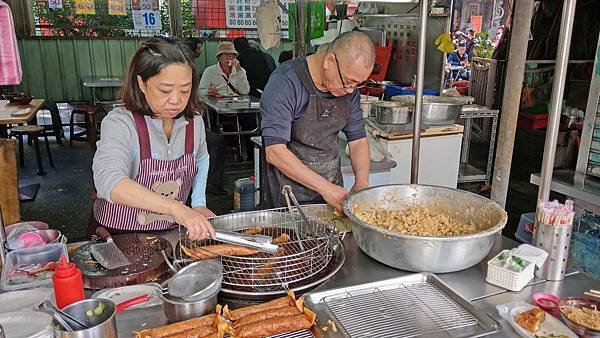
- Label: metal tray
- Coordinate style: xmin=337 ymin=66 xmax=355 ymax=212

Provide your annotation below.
xmin=304 ymin=273 xmax=501 ymax=338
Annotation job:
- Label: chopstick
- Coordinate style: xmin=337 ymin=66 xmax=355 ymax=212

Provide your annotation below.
xmin=585 ymin=289 xmax=600 ymax=299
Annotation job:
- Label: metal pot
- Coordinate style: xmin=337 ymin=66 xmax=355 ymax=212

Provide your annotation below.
xmin=159 ymin=288 xmax=219 ymax=323
xmin=343 ymin=184 xmax=507 ymax=273
xmin=390 ymin=95 xmax=466 ymax=126
xmin=53 ymin=299 xmax=117 ymax=338
xmin=373 ymin=101 xmax=412 ymax=125
xmin=421 ymin=103 xmax=462 ymax=126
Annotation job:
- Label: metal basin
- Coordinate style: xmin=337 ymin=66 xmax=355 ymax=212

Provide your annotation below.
xmin=344 ymin=184 xmax=507 ymax=273
xmin=373 ymin=101 xmax=412 ymax=125
xmin=391 ymin=95 xmax=466 ymax=126
xmin=421 ymin=102 xmax=462 ymax=126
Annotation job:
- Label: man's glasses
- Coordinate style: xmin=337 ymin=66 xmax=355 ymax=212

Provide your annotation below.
xmin=332 ymin=53 xmax=367 ymax=89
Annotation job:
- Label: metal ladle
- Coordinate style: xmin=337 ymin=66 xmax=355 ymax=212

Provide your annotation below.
xmin=38 ymin=300 xmax=88 ymax=331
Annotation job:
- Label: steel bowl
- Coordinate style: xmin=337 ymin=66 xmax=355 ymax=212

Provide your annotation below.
xmin=558 ymin=297 xmax=600 ymax=337
xmin=391 ymin=95 xmax=466 ymax=126
xmin=374 ymin=101 xmax=412 ymax=125
xmin=421 ymin=102 xmax=462 ymax=126
xmin=159 ymin=288 xmax=219 ymax=323
xmin=53 ymin=299 xmax=118 ymax=338
xmin=343 ymin=184 xmax=507 ymax=273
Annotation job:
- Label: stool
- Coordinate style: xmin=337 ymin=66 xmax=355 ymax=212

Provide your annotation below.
xmin=10 ymin=125 xmax=55 ymax=176
xmin=69 ymin=104 xmax=104 ymax=150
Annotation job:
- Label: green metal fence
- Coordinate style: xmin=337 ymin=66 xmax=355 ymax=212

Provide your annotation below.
xmin=15 ymin=38 xmax=292 ymax=103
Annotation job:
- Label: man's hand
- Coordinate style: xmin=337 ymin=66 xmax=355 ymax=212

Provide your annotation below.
xmin=193 ymin=206 xmax=216 ymax=219
xmin=351 ymin=180 xmax=369 ymax=194
xmin=320 ymin=183 xmax=350 ymax=213
xmin=230 ymin=59 xmax=242 ymax=71
xmin=207 ymin=88 xmax=221 ymax=97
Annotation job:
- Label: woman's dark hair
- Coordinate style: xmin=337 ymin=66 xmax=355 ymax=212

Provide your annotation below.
xmin=121 ymin=37 xmax=203 ymax=119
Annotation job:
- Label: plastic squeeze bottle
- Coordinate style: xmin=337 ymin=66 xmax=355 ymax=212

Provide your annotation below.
xmin=52 ymin=255 xmax=85 ymax=309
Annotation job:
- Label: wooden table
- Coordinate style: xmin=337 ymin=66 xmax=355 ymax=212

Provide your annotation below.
xmin=0 ymin=99 xmax=45 ymax=137
xmin=0 ymin=99 xmax=46 ymax=201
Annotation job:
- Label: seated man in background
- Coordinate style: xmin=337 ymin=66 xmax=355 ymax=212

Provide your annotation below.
xmin=447 ymin=43 xmax=470 ymax=81
xmin=199 ymin=42 xmax=250 ymax=97
xmin=233 ymin=37 xmax=276 ymax=98
xmin=182 ymin=37 xmax=227 ymax=195
xmin=278 ymin=50 xmax=294 ymax=65
xmin=183 ymin=37 xmax=204 ymax=59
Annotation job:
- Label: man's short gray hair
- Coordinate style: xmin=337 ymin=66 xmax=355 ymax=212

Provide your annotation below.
xmin=329 ymin=31 xmax=375 ymax=68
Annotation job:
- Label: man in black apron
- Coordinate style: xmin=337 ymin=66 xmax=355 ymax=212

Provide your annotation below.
xmin=260 ymin=32 xmax=375 ymax=211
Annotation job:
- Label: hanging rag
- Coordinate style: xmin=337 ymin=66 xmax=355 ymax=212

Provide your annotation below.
xmin=0 ymin=0 xmax=22 ymax=85
xmin=434 ymin=32 xmax=455 ymax=54
xmin=256 ymin=0 xmax=281 ymax=50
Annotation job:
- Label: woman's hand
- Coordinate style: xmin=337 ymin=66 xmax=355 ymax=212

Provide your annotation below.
xmin=207 ymin=88 xmax=220 ymax=97
xmin=170 ymin=203 xmax=216 ymax=241
xmin=193 ymin=206 xmax=216 ymax=219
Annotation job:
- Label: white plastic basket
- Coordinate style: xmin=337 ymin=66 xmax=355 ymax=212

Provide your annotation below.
xmin=486 ymin=250 xmax=534 ymax=292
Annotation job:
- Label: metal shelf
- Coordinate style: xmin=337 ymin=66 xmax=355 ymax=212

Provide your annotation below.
xmin=458 ymin=105 xmax=500 ymax=185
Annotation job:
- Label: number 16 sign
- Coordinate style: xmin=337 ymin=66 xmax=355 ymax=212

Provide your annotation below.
xmin=132 ymin=0 xmax=161 ymax=30
xmin=133 ymin=10 xmax=161 ymax=30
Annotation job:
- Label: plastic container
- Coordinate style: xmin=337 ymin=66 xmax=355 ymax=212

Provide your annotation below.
xmin=486 ymin=250 xmax=535 ymax=291
xmin=515 ymin=212 xmax=535 ymax=244
xmin=233 ymin=177 xmax=256 ymax=212
xmin=1 ymin=243 xmax=68 ymax=291
xmin=518 ymin=111 xmax=548 ymax=130
xmin=385 ymin=85 xmax=439 ymax=99
xmin=52 ymin=255 xmax=85 ymax=309
xmin=533 ymin=292 xmax=560 ymax=317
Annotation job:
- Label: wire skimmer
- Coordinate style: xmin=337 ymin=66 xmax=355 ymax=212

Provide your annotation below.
xmin=178 ymin=207 xmax=340 ymax=292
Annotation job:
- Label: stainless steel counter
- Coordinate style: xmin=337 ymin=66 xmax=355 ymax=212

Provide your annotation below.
xmin=113 ymin=233 xmax=593 ymax=337
xmin=474 ymin=272 xmax=599 ymax=338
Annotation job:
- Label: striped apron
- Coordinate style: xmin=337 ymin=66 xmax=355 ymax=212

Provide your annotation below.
xmin=91 ymin=114 xmax=197 ymax=233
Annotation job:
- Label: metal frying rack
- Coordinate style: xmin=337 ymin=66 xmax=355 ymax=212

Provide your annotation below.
xmin=304 ymin=273 xmax=501 ymax=338
xmin=177 ymin=207 xmax=340 ymax=291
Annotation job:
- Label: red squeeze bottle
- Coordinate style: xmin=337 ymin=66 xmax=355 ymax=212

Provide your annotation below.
xmin=52 ymin=255 xmax=85 ymax=309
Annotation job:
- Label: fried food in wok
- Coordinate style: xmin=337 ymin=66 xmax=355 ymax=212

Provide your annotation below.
xmin=352 ymin=205 xmax=477 ymax=236
xmin=182 ymin=233 xmax=290 ymax=260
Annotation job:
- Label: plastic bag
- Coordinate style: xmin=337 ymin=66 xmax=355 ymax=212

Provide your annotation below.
xmin=256 ymin=0 xmax=281 ymax=49
xmin=497 ymin=302 xmax=577 ymax=338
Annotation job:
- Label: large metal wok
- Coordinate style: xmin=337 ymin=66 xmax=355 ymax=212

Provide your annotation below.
xmin=343 ymin=184 xmax=507 ymax=273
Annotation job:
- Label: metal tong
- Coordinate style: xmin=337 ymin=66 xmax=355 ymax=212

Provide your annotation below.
xmin=215 ymin=231 xmax=279 ymax=254
xmin=282 ymin=185 xmax=307 ymax=250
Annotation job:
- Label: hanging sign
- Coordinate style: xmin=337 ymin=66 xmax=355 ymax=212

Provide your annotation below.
xmin=225 ymin=0 xmax=288 ymax=29
xmin=48 ymin=0 xmax=63 ymax=9
xmin=108 ymin=0 xmax=126 ymax=15
xmin=73 ymin=0 xmax=95 ymax=15
xmin=132 ymin=0 xmax=161 ymax=30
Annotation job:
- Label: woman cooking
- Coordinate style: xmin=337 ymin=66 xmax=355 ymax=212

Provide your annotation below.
xmin=90 ymin=37 xmax=215 ymax=241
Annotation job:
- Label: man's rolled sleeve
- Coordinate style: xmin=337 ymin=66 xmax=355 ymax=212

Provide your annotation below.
xmin=260 ymin=72 xmax=296 ymax=147
xmin=342 ymin=91 xmax=367 ymax=142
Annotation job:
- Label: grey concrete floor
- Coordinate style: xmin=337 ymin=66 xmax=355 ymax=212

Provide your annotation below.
xmin=16 ymin=135 xmax=543 ymax=243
